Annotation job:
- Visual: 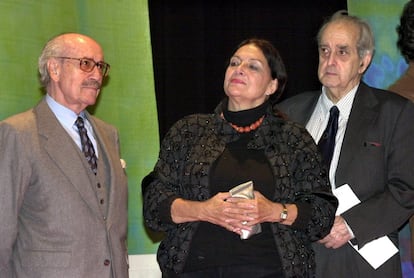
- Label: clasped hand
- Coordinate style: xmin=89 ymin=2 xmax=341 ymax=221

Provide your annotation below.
xmin=202 ymin=191 xmax=275 ymax=236
xmin=318 ymin=216 xmax=353 ymax=249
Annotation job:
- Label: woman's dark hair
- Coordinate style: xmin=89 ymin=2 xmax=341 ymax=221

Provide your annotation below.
xmin=234 ymin=38 xmax=288 ymax=98
xmin=397 ymin=0 xmax=414 ymax=62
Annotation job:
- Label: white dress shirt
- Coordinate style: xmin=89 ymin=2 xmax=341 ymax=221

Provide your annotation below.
xmin=306 ymin=85 xmax=358 ymax=189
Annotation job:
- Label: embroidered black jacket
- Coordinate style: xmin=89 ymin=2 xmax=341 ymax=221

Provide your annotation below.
xmin=143 ymin=100 xmax=337 ymax=277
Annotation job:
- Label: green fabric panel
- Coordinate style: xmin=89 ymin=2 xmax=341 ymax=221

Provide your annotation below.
xmin=348 ymin=0 xmax=408 ymax=89
xmin=0 ymin=0 xmax=159 ymax=254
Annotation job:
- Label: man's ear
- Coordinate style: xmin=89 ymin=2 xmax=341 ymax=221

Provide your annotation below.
xmin=358 ymin=53 xmax=372 ymax=74
xmin=48 ymin=58 xmax=60 ymax=81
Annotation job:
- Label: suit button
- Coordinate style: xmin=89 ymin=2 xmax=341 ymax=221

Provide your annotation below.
xmin=97 ymin=183 xmax=101 ymax=188
xmin=104 ymin=259 xmax=110 ymax=266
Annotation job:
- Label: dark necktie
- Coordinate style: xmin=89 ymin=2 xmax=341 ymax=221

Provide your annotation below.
xmin=318 ymin=106 xmax=339 ymax=167
xmin=75 ymin=116 xmax=97 ymax=174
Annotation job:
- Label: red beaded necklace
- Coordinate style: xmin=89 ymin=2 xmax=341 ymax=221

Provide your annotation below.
xmin=223 ymin=114 xmax=265 ymax=133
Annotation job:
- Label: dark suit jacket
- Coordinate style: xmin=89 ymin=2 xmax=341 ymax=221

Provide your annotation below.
xmin=0 ymin=99 xmax=128 ymax=278
xmin=277 ymin=82 xmax=414 ymax=277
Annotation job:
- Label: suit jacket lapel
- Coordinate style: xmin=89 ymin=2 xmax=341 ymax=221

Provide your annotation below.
xmin=35 ymin=100 xmax=102 ymax=216
xmin=277 ymin=91 xmax=320 ymax=126
xmin=336 ymin=83 xmax=379 ymax=186
xmin=86 ymin=113 xmax=121 ymax=229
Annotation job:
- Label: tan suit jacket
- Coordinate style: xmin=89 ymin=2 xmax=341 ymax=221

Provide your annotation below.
xmin=0 ymin=99 xmax=128 ymax=277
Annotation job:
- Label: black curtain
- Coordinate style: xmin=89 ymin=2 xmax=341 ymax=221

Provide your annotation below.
xmin=149 ymin=0 xmax=347 ymax=139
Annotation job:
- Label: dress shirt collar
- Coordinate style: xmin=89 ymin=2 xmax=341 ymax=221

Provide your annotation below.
xmin=45 ymin=94 xmax=98 ymax=156
xmin=320 ymin=84 xmax=359 ymax=121
xmin=45 ymin=94 xmax=81 ymax=127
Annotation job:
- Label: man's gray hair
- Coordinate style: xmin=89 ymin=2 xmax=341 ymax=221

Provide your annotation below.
xmin=38 ymin=34 xmax=68 ymax=88
xmin=317 ymin=10 xmax=375 ymax=59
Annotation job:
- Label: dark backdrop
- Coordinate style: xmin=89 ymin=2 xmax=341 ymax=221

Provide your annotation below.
xmin=149 ymin=1 xmax=347 ymax=139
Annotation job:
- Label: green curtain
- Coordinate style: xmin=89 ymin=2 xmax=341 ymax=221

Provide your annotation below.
xmin=348 ymin=0 xmax=408 ymax=89
xmin=0 ymin=0 xmax=159 ymax=254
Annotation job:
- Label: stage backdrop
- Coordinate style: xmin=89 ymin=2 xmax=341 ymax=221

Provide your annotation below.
xmin=348 ymin=0 xmax=413 ymax=277
xmin=2 ymin=1 xmax=413 ymax=276
xmin=0 ymin=0 xmax=159 ymax=255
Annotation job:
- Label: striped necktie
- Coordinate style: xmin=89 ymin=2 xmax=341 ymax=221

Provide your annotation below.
xmin=75 ymin=116 xmax=97 ymax=174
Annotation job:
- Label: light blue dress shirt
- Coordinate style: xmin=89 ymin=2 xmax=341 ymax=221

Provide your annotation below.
xmin=45 ymin=94 xmax=98 ymax=157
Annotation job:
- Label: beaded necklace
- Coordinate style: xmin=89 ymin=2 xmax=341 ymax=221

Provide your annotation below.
xmin=222 ymin=113 xmax=265 ymax=133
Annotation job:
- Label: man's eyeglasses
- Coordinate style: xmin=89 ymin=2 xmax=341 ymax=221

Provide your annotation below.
xmin=54 ymin=57 xmax=110 ymax=77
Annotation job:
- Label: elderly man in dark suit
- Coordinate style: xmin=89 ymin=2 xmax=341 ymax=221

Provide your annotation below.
xmin=0 ymin=33 xmax=128 ymax=277
xmin=277 ymin=11 xmax=414 ymax=277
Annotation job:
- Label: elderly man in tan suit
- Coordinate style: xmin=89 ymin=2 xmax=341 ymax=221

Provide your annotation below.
xmin=0 ymin=33 xmax=128 ymax=277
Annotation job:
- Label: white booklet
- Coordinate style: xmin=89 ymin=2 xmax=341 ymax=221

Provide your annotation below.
xmin=333 ymin=184 xmax=399 ymax=269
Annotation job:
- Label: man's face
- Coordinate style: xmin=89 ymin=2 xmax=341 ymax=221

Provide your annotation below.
xmin=317 ymin=21 xmax=370 ymax=99
xmin=50 ymin=35 xmax=106 ymax=114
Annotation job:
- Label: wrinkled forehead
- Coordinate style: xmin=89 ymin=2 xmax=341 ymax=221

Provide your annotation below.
xmin=321 ymin=21 xmax=360 ymax=48
xmin=62 ymin=34 xmax=104 ymax=60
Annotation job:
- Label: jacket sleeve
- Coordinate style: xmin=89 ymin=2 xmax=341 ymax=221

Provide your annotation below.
xmin=0 ymin=122 xmax=32 ymax=274
xmin=342 ymin=99 xmax=414 ymax=247
xmin=143 ymin=120 xmax=187 ymax=232
xmin=282 ymin=123 xmax=338 ymax=241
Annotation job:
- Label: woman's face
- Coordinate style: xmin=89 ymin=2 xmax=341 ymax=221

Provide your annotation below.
xmin=223 ymin=44 xmax=277 ymax=111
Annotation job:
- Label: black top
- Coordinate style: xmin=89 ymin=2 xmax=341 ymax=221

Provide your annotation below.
xmin=184 ymin=100 xmax=282 ymax=272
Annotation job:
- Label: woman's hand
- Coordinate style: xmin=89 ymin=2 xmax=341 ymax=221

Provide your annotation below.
xmin=171 ymin=192 xmax=256 ymax=235
xmin=171 ymin=191 xmax=297 ymax=235
xmin=226 ymin=191 xmax=298 ymax=227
